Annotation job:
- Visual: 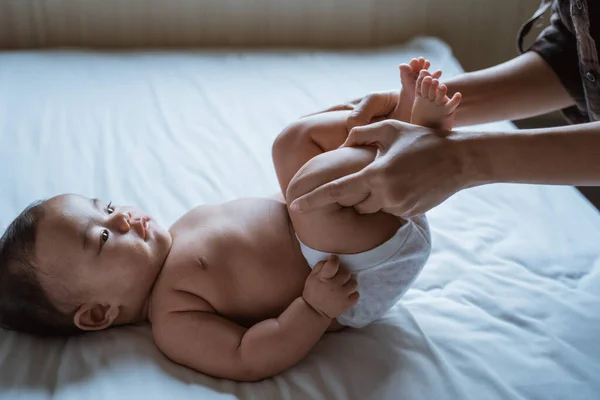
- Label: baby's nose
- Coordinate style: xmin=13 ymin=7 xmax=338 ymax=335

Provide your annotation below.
xmin=113 ymin=212 xmax=131 ymax=233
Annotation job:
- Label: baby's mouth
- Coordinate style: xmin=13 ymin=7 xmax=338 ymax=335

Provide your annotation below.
xmin=133 ymin=216 xmax=150 ymax=240
xmin=141 ymin=217 xmax=150 ymax=240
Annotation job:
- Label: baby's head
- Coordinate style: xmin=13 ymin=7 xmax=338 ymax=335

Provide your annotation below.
xmin=0 ymin=194 xmax=172 ymax=336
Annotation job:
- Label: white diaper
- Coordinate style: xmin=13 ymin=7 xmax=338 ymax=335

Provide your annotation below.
xmin=298 ymin=215 xmax=431 ymax=328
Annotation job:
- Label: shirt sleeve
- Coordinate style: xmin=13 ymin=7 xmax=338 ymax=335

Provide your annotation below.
xmin=527 ymin=2 xmax=587 ymax=120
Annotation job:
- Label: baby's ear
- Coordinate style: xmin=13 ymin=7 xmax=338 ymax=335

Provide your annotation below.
xmin=73 ymin=303 xmax=120 ymax=331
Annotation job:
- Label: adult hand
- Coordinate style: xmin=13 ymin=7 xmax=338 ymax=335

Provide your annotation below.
xmin=304 ymin=91 xmax=400 ymax=128
xmin=345 ymin=90 xmax=400 ymax=130
xmin=340 ymin=61 xmax=442 ymax=130
xmin=289 ymin=120 xmax=476 ymax=218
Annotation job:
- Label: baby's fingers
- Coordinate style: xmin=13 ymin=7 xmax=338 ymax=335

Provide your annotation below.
xmin=319 ymin=255 xmax=340 ymax=279
xmin=343 ymin=278 xmax=358 ymax=294
xmin=333 ymin=266 xmax=352 ymax=285
xmin=311 ymin=260 xmax=325 ymax=276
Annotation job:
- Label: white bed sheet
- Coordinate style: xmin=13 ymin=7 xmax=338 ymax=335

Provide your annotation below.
xmin=1 ymin=37 xmax=600 ymax=400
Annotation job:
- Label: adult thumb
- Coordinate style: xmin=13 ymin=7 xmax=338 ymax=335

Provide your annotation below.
xmin=341 ymin=120 xmax=393 ymax=149
xmin=346 ymin=93 xmax=394 ymax=131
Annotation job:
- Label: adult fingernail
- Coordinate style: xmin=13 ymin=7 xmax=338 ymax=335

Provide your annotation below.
xmin=290 ymin=201 xmax=300 ymax=212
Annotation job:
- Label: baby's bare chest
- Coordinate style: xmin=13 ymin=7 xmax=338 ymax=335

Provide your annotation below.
xmin=156 ymin=198 xmax=311 ymax=325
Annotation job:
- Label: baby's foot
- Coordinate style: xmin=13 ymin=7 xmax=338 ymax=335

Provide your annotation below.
xmin=391 ymin=58 xmax=441 ymax=123
xmin=411 ymin=74 xmax=461 ymax=131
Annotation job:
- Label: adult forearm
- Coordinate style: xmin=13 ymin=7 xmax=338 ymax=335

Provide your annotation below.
xmin=238 ymin=297 xmax=330 ymax=380
xmin=445 ymin=52 xmax=574 ymax=127
xmin=458 ymin=121 xmax=600 ymax=187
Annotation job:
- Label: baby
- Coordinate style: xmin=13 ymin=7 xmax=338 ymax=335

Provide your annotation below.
xmin=0 ymin=59 xmax=460 ymax=381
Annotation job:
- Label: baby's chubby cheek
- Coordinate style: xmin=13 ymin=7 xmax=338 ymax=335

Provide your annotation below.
xmin=154 ymin=224 xmax=173 ymax=248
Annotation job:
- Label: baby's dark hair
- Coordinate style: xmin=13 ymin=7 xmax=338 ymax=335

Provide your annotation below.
xmin=0 ymin=200 xmax=83 ymax=336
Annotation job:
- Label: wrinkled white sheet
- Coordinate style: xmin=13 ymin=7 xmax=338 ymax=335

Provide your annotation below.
xmin=1 ymin=38 xmax=600 ymax=400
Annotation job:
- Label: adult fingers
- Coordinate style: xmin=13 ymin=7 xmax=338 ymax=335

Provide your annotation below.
xmin=302 ymin=102 xmax=355 ymax=118
xmin=353 ymin=193 xmax=384 ymax=215
xmin=341 ymin=119 xmax=400 ymax=149
xmin=290 ymin=171 xmax=369 ymax=213
xmin=347 ymin=92 xmax=396 ymax=131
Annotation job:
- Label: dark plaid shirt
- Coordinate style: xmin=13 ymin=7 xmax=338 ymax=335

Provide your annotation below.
xmin=519 ymin=0 xmax=600 ymax=123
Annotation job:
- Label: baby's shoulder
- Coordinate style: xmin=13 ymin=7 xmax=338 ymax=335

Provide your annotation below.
xmin=169 ymin=203 xmax=219 ymax=234
xmin=169 ymin=197 xmax=287 ymax=238
xmin=149 ymin=262 xmax=215 ymax=324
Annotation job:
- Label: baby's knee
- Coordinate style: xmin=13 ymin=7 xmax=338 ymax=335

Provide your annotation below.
xmin=272 ymin=118 xmax=318 ymax=199
xmin=285 ymin=166 xmax=311 ymax=205
xmin=286 ymin=146 xmax=376 ymax=206
xmin=272 ymin=119 xmax=311 ymax=162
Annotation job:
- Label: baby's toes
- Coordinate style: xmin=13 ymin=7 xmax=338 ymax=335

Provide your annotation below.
xmin=416 ymin=57 xmax=428 ymax=72
xmin=399 ymin=63 xmax=414 ymax=80
xmin=420 ymin=76 xmax=433 ymax=98
xmin=428 ymin=79 xmax=440 ymax=101
xmin=446 ymin=92 xmax=462 ymax=112
xmin=416 ymin=69 xmax=431 ymax=94
xmin=409 ymin=58 xmax=421 ymax=73
xmin=435 ymin=84 xmax=448 ymax=105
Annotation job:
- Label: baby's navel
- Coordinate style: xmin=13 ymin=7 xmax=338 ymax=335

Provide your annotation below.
xmin=195 ymin=256 xmax=208 ymax=270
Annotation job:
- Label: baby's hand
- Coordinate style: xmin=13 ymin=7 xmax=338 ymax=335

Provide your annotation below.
xmin=302 ymin=255 xmax=359 ymax=319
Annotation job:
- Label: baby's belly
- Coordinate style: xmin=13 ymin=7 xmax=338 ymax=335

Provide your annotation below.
xmin=213 ymin=250 xmax=310 ymax=324
xmin=174 ymin=199 xmax=313 ymax=327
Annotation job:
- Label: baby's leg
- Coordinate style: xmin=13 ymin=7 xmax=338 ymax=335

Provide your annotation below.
xmin=391 ymin=57 xmax=441 ymax=123
xmin=411 ymin=73 xmax=462 ymax=130
xmin=272 ymin=111 xmax=401 ymax=254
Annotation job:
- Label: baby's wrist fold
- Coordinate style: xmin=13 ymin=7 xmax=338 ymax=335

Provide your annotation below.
xmin=300 ymin=295 xmax=332 ymax=320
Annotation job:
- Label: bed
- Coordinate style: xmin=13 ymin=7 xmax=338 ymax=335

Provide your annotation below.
xmin=1 ymin=36 xmax=600 ymax=400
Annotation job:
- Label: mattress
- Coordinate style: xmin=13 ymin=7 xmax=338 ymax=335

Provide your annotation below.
xmin=1 ymin=37 xmax=600 ymax=400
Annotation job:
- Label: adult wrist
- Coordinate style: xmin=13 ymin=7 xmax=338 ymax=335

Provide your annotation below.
xmin=447 ymin=130 xmax=496 ymax=189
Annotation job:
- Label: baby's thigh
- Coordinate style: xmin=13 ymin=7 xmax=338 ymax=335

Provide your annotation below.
xmin=272 ymin=111 xmax=351 ymax=198
xmin=288 ymin=146 xmax=401 ymax=255
xmin=273 ymin=110 xmax=400 ymax=255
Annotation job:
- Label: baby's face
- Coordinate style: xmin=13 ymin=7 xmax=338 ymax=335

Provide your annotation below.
xmin=34 ymin=194 xmax=172 ymax=319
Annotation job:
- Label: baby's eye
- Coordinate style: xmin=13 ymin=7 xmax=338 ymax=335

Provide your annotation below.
xmin=106 ymin=201 xmax=114 ymax=214
xmin=101 ymin=229 xmax=110 ymax=244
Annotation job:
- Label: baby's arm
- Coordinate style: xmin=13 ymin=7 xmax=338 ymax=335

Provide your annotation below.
xmin=153 ymin=257 xmax=356 ymax=382
xmin=154 ymin=298 xmax=327 ymax=381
